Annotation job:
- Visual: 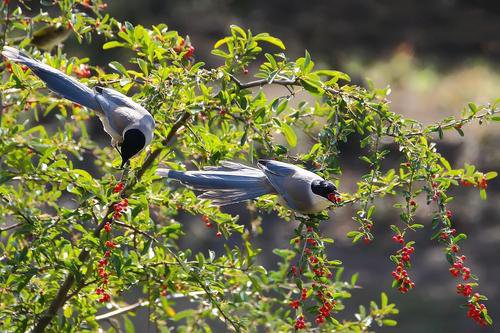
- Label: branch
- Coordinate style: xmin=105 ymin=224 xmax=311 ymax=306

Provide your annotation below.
xmin=228 ymin=73 xmax=297 ymax=89
xmin=113 ymin=220 xmax=158 ymax=243
xmin=0 ymin=222 xmax=22 ymax=232
xmin=95 ymin=300 xmax=149 ymax=321
xmin=32 ymin=111 xmax=191 ymax=333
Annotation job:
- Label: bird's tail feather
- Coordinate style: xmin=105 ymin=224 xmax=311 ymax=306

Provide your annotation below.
xmin=157 ymin=162 xmax=274 ymax=206
xmin=1 ymin=46 xmax=99 ymax=111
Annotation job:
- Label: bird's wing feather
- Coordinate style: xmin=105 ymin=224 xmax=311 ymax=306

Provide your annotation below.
xmin=257 ymin=159 xmax=297 ymax=177
xmin=1 ymin=46 xmax=99 ymax=110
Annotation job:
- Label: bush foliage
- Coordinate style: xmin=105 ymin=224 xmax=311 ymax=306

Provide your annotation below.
xmin=0 ymin=1 xmax=497 ymax=332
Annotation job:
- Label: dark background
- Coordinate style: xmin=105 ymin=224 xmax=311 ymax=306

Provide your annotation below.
xmin=62 ymin=1 xmax=499 ymax=332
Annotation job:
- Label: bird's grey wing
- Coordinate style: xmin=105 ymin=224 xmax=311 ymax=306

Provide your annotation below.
xmin=1 ymin=46 xmax=99 ymax=110
xmin=204 ymin=161 xmax=261 ymax=173
xmin=257 ymin=160 xmax=315 ymax=212
xmin=257 ymin=159 xmax=298 ymax=177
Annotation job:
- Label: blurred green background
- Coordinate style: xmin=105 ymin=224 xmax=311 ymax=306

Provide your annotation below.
xmin=37 ymin=0 xmax=500 ymax=331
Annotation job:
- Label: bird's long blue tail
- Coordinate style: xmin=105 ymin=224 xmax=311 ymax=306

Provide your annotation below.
xmin=157 ymin=162 xmax=275 ymax=206
xmin=2 ymin=46 xmax=99 ymax=110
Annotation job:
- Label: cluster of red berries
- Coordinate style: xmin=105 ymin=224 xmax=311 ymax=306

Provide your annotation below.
xmin=439 ymin=227 xmax=457 ymax=241
xmin=391 ymin=236 xmax=415 ymax=293
xmin=467 ymin=301 xmax=488 ymax=326
xmin=478 ymin=176 xmax=487 ymax=190
xmin=430 ymin=178 xmax=442 ymax=202
xmin=294 ymin=316 xmax=306 ymax=330
xmin=289 ymin=226 xmax=336 ymax=330
xmin=456 ymin=283 xmax=472 ymax=297
xmin=460 ymin=175 xmax=487 ymax=189
xmin=113 ymin=198 xmax=128 ymax=219
xmin=95 ymin=244 xmax=114 ymax=303
xmin=74 ymin=64 xmax=91 ymax=78
xmin=202 ymin=215 xmax=212 ymax=228
xmin=201 ymin=215 xmax=222 ymax=237
xmin=327 ymin=193 xmax=342 ymax=204
xmin=449 ymin=255 xmax=471 ymax=280
xmin=173 ymin=38 xmax=195 ymax=59
xmin=113 ymin=182 xmax=124 ymax=193
xmin=160 ymin=284 xmax=167 ymax=297
xmin=4 ymin=62 xmax=28 ymax=73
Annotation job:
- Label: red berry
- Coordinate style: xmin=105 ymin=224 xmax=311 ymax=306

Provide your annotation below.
xmin=451 ymin=244 xmax=459 ymax=253
xmin=409 ymin=199 xmax=416 ymax=206
xmin=294 ymin=316 xmax=306 ymax=330
xmin=327 ymin=193 xmax=337 ymax=202
xmin=104 ymin=222 xmax=112 ymax=233
xmin=184 ymin=45 xmax=195 ymax=59
xmin=446 ymin=209 xmax=452 ymax=218
xmin=161 ymin=289 xmax=167 ymax=297
xmin=201 ymin=215 xmax=210 ymax=223
xmin=363 ymin=237 xmax=371 ymax=245
xmin=243 ymin=68 xmax=249 ymax=75
xmin=113 ymin=182 xmax=124 ymax=193
xmin=315 ymin=315 xmax=325 ymax=325
xmin=205 ymin=222 xmax=212 ymax=228
xmin=290 ymin=299 xmax=300 ymax=309
xmin=216 ymin=231 xmax=222 ymax=237
xmin=105 ymin=240 xmax=116 ymax=249
xmin=461 ymin=179 xmax=473 ymax=187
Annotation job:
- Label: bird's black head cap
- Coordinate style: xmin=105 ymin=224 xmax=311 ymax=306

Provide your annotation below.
xmin=120 ymin=128 xmax=145 ymax=168
xmin=311 ymin=179 xmax=339 ymax=202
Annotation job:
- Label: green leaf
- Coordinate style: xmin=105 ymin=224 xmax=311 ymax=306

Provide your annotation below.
xmin=254 ymin=35 xmax=285 ymax=50
xmin=351 ymin=272 xmax=359 ymax=286
xmin=485 ymin=171 xmax=497 ymax=180
xmin=281 ymin=123 xmax=297 ymax=147
xmin=440 ymin=157 xmax=451 ymax=171
xmin=214 ymin=37 xmax=233 ymax=49
xmin=381 ymin=292 xmax=388 ymax=307
xmin=313 ymin=70 xmax=351 ymax=82
xmin=480 ymin=189 xmax=487 ymax=200
xmin=109 ymin=61 xmax=129 ymax=77
xmin=103 ymin=41 xmax=125 ymax=50
xmin=63 ymin=305 xmax=73 ymax=319
xmin=124 ymin=315 xmax=135 ymax=333
xmin=230 ymin=25 xmax=247 ymax=38
xmin=137 ymin=58 xmax=149 ymax=76
xmin=299 ymin=78 xmax=322 ymax=95
xmin=382 ymin=319 xmax=398 ymax=326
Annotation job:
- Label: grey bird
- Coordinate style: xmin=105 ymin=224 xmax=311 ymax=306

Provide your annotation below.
xmin=2 ymin=46 xmax=155 ymax=167
xmin=157 ymin=160 xmax=340 ymax=214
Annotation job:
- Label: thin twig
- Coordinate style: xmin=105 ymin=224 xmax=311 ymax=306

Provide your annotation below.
xmin=228 ymin=73 xmax=297 ymax=89
xmin=113 ymin=220 xmax=158 ymax=243
xmin=95 ymin=300 xmax=149 ymax=321
xmin=0 ymin=222 xmax=23 ymax=232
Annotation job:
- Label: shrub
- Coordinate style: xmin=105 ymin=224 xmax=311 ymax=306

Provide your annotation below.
xmin=0 ymin=1 xmax=496 ymax=331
